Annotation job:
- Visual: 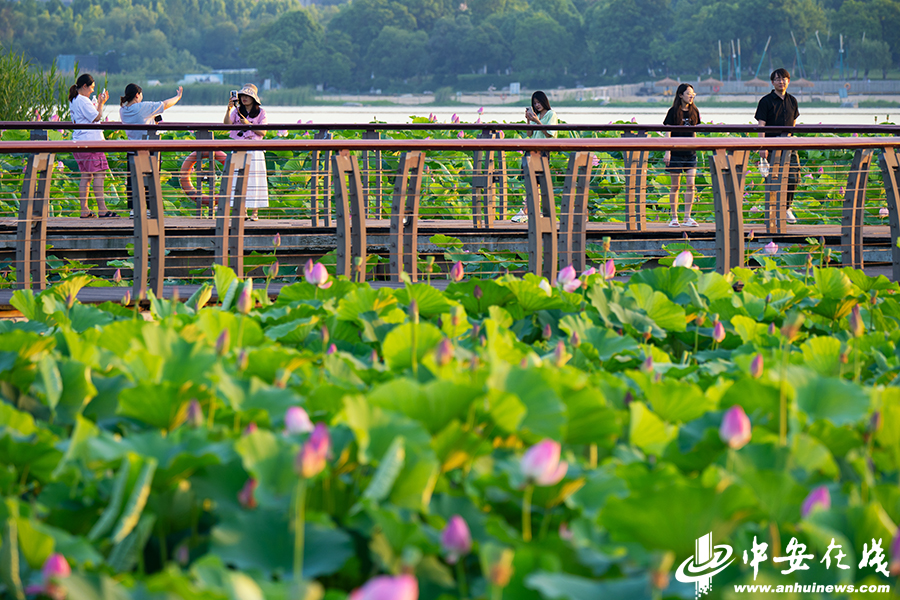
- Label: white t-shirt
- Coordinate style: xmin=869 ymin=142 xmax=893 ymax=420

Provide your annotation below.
xmin=71 ymin=94 xmax=104 ymax=142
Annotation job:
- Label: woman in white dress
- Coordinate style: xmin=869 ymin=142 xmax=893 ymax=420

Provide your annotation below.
xmin=224 ymin=83 xmax=268 ymax=220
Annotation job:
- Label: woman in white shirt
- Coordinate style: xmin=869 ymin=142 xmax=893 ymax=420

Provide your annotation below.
xmin=69 ymin=73 xmax=115 ymax=218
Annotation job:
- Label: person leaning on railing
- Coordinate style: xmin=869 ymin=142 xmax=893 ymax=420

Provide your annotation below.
xmin=120 ymin=83 xmax=184 ymax=218
xmin=225 ymin=83 xmax=269 ymax=221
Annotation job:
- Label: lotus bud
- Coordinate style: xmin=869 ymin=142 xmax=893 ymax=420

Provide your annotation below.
xmin=296 ymin=423 xmax=331 ymax=478
xmin=801 ymin=486 xmax=831 ymax=517
xmin=326 ymin=343 xmax=337 ymax=355
xmin=349 ymin=574 xmax=418 ymax=600
xmin=542 ymin=323 xmax=552 ymax=340
xmin=570 ymin=331 xmax=581 ymax=348
xmin=474 ymin=284 xmax=483 ymax=299
xmin=450 ymin=261 xmax=464 ymax=282
xmin=538 ymin=279 xmax=552 ymax=296
xmin=285 ymin=406 xmax=314 ymax=434
xmin=871 ymin=291 xmax=878 ymax=306
xmin=749 ymin=354 xmax=763 ymax=378
xmin=471 ymin=323 xmax=480 ymax=340
xmin=848 ymin=304 xmax=865 ymax=337
xmin=879 ymin=207 xmax=889 ymax=218
xmin=780 ymin=313 xmax=805 ymax=342
xmin=370 ymin=349 xmax=379 ymax=364
xmin=764 ymin=241 xmax=778 ymax=255
xmin=175 ymin=544 xmax=190 ymax=566
xmin=216 ymin=329 xmax=230 ymax=356
xmin=186 ymin=399 xmax=204 ymax=428
xmin=304 ymin=259 xmax=332 ymax=289
xmin=42 ymin=553 xmax=71 ymax=582
xmin=819 ymin=236 xmax=826 ymax=248
xmin=428 ymin=335 xmax=452 ymax=365
xmin=768 ymin=322 xmax=776 ymax=335
xmin=441 ymin=515 xmax=472 ymax=564
xmin=267 ymin=261 xmax=279 ymax=279
xmin=641 ymin=355 xmax=653 ymax=373
xmin=484 ymin=546 xmax=515 ymax=588
xmin=238 ymin=478 xmax=258 ymax=509
xmin=409 ymin=299 xmax=419 ymax=323
xmin=196 ymin=284 xmax=212 ymax=310
xmin=696 ymin=313 xmax=706 ymax=327
xmin=747 ymin=229 xmax=755 ymax=241
xmin=113 ymin=268 xmax=122 ymax=283
xmin=602 ymin=236 xmax=611 ymax=253
xmin=237 ymin=349 xmax=249 ymax=371
xmin=236 ymin=281 xmax=253 ymax=314
xmin=643 ymin=326 xmax=652 ymax=343
xmin=889 ymin=532 xmax=900 ymax=576
xmin=554 ymin=340 xmax=567 ymax=367
xmin=869 ymin=411 xmax=882 ymax=435
xmin=272 ymin=232 xmax=281 ymax=248
xmin=450 ymin=306 xmax=462 ymax=328
xmin=521 ymin=439 xmax=568 ymax=486
xmin=712 ymin=320 xmax=726 ymax=343
xmin=719 ymin=405 xmax=752 ymax=449
xmin=673 ymin=250 xmax=693 ymax=268
xmin=122 ymin=290 xmax=131 ymax=306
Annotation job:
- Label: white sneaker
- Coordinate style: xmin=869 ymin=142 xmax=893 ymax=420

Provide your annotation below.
xmin=668 ymin=218 xmax=680 ymax=227
xmin=129 ymin=210 xmax=134 ymax=218
xmin=684 ymin=217 xmax=699 ymax=227
xmin=511 ymin=209 xmax=528 ymax=223
xmin=785 ymin=209 xmax=797 ymax=224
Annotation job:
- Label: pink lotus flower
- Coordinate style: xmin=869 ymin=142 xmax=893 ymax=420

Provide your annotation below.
xmin=285 ymin=406 xmax=314 ymax=433
xmin=50 ymin=114 xmax=60 ymax=122
xmin=749 ymin=354 xmax=763 ymax=378
xmin=603 ymin=258 xmax=616 ymax=280
xmin=42 ymin=553 xmax=71 ymax=581
xmin=238 ymin=478 xmax=258 ymax=509
xmin=592 ymin=155 xmax=601 ymax=167
xmin=879 ymin=207 xmax=889 ymax=218
xmin=113 ymin=268 xmax=122 ymax=283
xmin=304 ymin=259 xmax=332 ymax=289
xmin=719 ymin=405 xmax=751 ymax=449
xmin=450 ymin=261 xmax=464 ymax=282
xmin=818 ymin=166 xmax=824 ymax=175
xmin=712 ymin=320 xmax=726 ymax=343
xmin=441 ymin=515 xmax=472 ymax=564
xmin=296 ymin=423 xmax=332 ymax=478
xmin=477 ymin=106 xmax=484 ymax=114
xmin=750 ymin=205 xmax=763 ymax=214
xmin=451 ymin=113 xmax=460 ymax=124
xmin=581 ymin=266 xmax=597 ymax=279
xmin=764 ymin=241 xmax=778 ymax=255
xmin=457 ymin=130 xmax=464 ymax=139
xmin=556 ymin=265 xmax=581 ymax=293
xmin=801 ymin=486 xmax=831 ymax=517
xmin=521 ymin=439 xmax=568 ymax=486
xmin=350 ymin=574 xmax=418 ymax=600
xmin=326 ymin=343 xmax=337 ymax=355
xmin=673 ymin=250 xmax=693 ymax=268
xmin=498 ymin=130 xmax=505 ymax=139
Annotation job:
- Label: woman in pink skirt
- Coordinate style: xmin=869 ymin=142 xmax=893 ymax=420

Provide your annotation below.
xmin=69 ymin=73 xmax=116 ymax=218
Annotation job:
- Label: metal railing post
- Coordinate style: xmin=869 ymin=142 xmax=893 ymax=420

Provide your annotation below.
xmin=840 ymin=149 xmax=874 ymax=269
xmin=15 ymin=153 xmax=55 ymax=290
xmin=389 ymin=151 xmax=426 ymax=282
xmin=524 ymin=151 xmax=558 ymax=281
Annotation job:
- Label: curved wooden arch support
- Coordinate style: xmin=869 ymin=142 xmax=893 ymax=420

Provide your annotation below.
xmin=523 ymin=151 xmax=558 ymax=281
xmin=389 ymin=151 xmax=427 ymax=282
xmin=130 ymin=150 xmax=166 ymax=299
xmin=558 ymin=152 xmax=594 ymax=272
xmin=333 ymin=153 xmax=367 ymax=281
xmin=840 ymin=149 xmax=874 ymax=270
xmin=709 ymin=149 xmax=750 ymax=274
xmin=622 ymin=131 xmax=649 ymax=231
xmin=214 ymin=151 xmax=251 ymax=275
xmin=878 ymin=148 xmax=900 ymax=281
xmin=15 ymin=153 xmax=55 ymax=290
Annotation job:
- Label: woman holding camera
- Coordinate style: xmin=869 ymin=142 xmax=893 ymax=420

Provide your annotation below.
xmin=120 ymin=83 xmax=183 ymax=217
xmin=225 ymin=83 xmax=268 ymax=221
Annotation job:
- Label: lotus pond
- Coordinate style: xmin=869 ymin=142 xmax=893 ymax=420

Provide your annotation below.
xmin=2 ymin=260 xmax=900 ymax=599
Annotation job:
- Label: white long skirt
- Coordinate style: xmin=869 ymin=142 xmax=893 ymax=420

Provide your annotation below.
xmin=230 ymin=150 xmax=269 ymax=209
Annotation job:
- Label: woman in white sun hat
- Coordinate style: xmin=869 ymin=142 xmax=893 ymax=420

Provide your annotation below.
xmin=224 ymin=83 xmax=268 ymax=220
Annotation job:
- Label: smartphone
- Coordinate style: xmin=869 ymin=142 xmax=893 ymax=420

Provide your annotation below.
xmin=230 ymin=90 xmax=238 ymax=101
xmin=154 ymin=115 xmax=163 ymax=123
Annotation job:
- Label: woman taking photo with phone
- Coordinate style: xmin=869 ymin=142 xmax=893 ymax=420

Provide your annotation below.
xmin=69 ymin=73 xmax=115 ymax=218
xmin=662 ymin=83 xmax=701 ymax=227
xmin=224 ymin=83 xmax=268 ymax=221
xmin=513 ymin=90 xmax=559 ymax=222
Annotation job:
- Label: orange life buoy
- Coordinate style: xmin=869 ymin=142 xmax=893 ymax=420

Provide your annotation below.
xmin=712 ymin=85 xmax=721 ymax=93
xmin=180 ymin=151 xmax=227 ymax=205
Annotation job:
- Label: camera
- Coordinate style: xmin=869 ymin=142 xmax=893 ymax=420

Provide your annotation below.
xmin=154 ymin=115 xmax=163 ymax=123
xmin=230 ymin=90 xmax=238 ymax=100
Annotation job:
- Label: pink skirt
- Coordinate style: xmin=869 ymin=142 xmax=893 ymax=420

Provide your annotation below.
xmin=73 ymin=152 xmax=108 ymax=173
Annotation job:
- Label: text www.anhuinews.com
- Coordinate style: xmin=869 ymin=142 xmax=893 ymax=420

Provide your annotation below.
xmin=734 ymin=583 xmax=891 ymax=594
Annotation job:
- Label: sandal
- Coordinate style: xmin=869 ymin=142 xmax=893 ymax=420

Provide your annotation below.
xmin=80 ymin=212 xmax=95 ymax=219
xmin=99 ymin=211 xmax=119 ymax=218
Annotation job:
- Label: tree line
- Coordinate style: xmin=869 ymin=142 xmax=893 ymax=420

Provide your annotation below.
xmin=2 ymin=0 xmax=899 ymax=93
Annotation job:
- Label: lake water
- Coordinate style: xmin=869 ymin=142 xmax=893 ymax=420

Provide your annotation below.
xmin=158 ymin=104 xmax=894 ymax=127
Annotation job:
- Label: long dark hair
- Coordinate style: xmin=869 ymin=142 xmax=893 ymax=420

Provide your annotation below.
xmin=120 ymin=83 xmax=141 ymax=106
xmin=670 ymin=83 xmax=699 ymax=124
xmin=238 ymin=98 xmax=261 ymax=119
xmin=531 ymin=90 xmax=551 ymax=113
xmin=68 ymin=73 xmax=94 ymax=102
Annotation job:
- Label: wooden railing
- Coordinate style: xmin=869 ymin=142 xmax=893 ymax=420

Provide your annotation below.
xmin=8 ymin=134 xmax=900 ymax=297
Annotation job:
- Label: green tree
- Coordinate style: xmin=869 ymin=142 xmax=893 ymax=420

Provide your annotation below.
xmin=585 ymin=0 xmax=670 ymax=77
xmin=242 ymin=9 xmax=324 ymax=83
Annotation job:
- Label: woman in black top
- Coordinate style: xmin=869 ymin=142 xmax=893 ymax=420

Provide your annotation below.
xmin=663 ymin=83 xmax=701 ymax=227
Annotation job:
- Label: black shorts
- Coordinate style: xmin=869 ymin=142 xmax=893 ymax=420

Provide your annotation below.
xmin=666 ymin=152 xmax=697 ymax=174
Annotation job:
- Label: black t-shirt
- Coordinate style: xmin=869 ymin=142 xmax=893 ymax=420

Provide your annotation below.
xmin=664 ymin=105 xmax=700 ymax=157
xmin=754 ymin=90 xmax=799 ymax=137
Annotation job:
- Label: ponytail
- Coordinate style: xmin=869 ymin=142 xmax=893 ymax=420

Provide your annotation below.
xmin=68 ymin=85 xmax=78 ymax=102
xmin=120 ymin=83 xmax=141 ymax=106
xmin=69 ymin=73 xmax=95 ymax=103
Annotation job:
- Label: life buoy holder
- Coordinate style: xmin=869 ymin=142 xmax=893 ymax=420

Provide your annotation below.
xmin=712 ymin=85 xmax=720 ymax=93
xmin=180 ymin=151 xmax=227 ymax=206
